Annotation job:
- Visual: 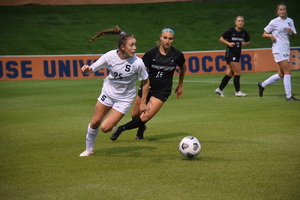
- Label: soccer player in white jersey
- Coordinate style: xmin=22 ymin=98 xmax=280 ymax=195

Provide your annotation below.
xmin=258 ymin=3 xmax=298 ymax=101
xmin=79 ymin=27 xmax=149 ymax=156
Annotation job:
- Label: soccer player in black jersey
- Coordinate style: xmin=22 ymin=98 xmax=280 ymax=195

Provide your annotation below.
xmin=215 ymin=16 xmax=251 ymax=97
xmin=110 ymin=26 xmax=185 ymax=140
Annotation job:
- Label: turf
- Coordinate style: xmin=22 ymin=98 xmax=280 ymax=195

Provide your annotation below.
xmin=0 ymin=0 xmax=299 ymax=55
xmin=1 ymin=72 xmax=299 ymax=199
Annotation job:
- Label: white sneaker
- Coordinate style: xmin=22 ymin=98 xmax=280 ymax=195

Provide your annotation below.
xmin=235 ymin=91 xmax=247 ymax=97
xmin=79 ymin=149 xmax=94 ymax=157
xmin=215 ymin=88 xmax=225 ymax=97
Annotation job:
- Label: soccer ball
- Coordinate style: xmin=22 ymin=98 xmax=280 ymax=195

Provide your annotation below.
xmin=179 ymin=136 xmax=201 ymax=158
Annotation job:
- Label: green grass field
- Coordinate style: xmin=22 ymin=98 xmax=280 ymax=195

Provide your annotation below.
xmin=1 ymin=0 xmax=300 ymax=199
xmin=0 ymin=0 xmax=300 ymax=55
xmin=1 ymin=72 xmax=300 ymax=199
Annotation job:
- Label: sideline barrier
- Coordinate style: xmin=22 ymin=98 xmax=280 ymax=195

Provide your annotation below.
xmin=0 ymin=47 xmax=299 ymax=81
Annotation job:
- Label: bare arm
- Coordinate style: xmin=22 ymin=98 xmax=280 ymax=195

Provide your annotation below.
xmin=262 ymin=31 xmax=276 ymax=42
xmin=220 ymin=36 xmax=235 ymax=47
xmin=175 ymin=64 xmax=185 ymax=99
xmin=140 ymin=78 xmax=150 ymax=113
xmin=242 ymin=41 xmax=251 ymax=46
xmin=287 ymin=28 xmax=296 ymax=39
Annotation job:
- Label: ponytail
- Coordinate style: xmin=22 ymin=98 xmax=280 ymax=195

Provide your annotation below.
xmin=88 ymin=26 xmax=122 ymax=44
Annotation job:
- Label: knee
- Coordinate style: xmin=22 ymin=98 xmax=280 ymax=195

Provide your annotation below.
xmin=90 ymin=121 xmax=100 ymax=130
xmin=140 ymin=114 xmax=152 ymax=123
xmin=100 ymin=124 xmax=112 ymax=133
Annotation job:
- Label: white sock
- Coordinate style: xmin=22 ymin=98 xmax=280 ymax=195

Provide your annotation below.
xmin=262 ymin=74 xmax=282 ymax=88
xmin=284 ymin=75 xmax=292 ymax=98
xmin=86 ymin=124 xmax=99 ymax=151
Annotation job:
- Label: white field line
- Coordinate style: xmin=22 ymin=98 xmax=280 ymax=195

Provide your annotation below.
xmin=174 ymin=80 xmax=300 ymax=86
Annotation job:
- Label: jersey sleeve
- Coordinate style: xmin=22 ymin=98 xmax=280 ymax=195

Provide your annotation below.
xmin=142 ymin=48 xmax=154 ymax=68
xmin=264 ymin=19 xmax=275 ymax=33
xmin=177 ymin=52 xmax=185 ymax=67
xmin=137 ymin=59 xmax=149 ymax=81
xmin=90 ymin=54 xmax=109 ymax=72
xmin=290 ymin=18 xmax=297 ymax=34
xmin=221 ymin=28 xmax=232 ymax=40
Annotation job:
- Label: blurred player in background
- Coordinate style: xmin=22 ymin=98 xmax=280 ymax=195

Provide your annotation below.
xmin=110 ymin=26 xmax=185 ymax=140
xmin=215 ymin=16 xmax=251 ymax=97
xmin=258 ymin=3 xmax=298 ymax=101
xmin=79 ymin=27 xmax=149 ymax=156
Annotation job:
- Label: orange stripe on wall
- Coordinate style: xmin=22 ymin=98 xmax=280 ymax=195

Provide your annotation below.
xmin=1 ymin=48 xmax=299 ymax=81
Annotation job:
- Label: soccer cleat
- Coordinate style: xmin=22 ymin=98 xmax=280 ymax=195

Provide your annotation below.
xmin=235 ymin=91 xmax=247 ymax=97
xmin=286 ymin=96 xmax=300 ymax=101
xmin=110 ymin=127 xmax=124 ymax=141
xmin=136 ymin=124 xmax=146 ymax=140
xmin=79 ymin=149 xmax=94 ymax=157
xmin=258 ymin=82 xmax=264 ymax=97
xmin=215 ymin=88 xmax=225 ymax=97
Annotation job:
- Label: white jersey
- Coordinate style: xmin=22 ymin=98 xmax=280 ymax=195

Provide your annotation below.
xmin=264 ymin=17 xmax=297 ymax=54
xmin=90 ymin=50 xmax=148 ymax=101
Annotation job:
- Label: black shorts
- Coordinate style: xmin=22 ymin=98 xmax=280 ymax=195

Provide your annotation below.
xmin=225 ymin=52 xmax=241 ymax=64
xmin=138 ymin=84 xmax=170 ymax=103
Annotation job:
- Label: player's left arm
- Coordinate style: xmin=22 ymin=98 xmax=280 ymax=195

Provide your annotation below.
xmin=242 ymin=41 xmax=251 ymax=46
xmin=140 ymin=78 xmax=150 ymax=113
xmin=175 ymin=63 xmax=185 ymax=99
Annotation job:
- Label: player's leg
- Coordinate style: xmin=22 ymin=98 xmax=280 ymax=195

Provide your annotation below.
xmin=110 ymin=97 xmax=164 ymax=141
xmin=215 ymin=64 xmax=232 ymax=97
xmin=100 ymin=109 xmax=125 ymax=133
xmin=132 ymin=95 xmax=142 ymax=118
xmin=278 ymin=59 xmax=298 ymax=100
xmin=79 ymin=101 xmax=111 ymax=157
xmin=258 ymin=53 xmax=284 ymax=97
xmin=229 ymin=61 xmax=246 ymax=97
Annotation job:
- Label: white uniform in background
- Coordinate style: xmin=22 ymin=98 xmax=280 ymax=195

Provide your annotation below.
xmin=264 ymin=16 xmax=297 ymax=62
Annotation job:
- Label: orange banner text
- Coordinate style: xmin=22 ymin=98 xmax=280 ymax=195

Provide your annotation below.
xmin=0 ymin=47 xmax=299 ymax=81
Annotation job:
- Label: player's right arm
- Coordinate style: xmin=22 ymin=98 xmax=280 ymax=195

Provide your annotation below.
xmin=262 ymin=31 xmax=276 ymax=42
xmin=220 ymin=36 xmax=235 ymax=47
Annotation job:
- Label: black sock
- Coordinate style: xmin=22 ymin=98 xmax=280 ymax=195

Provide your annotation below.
xmin=121 ymin=116 xmax=144 ymax=131
xmin=219 ymin=75 xmax=232 ymax=90
xmin=234 ymin=75 xmax=241 ymax=92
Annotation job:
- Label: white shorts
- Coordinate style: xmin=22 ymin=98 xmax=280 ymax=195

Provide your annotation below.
xmin=273 ymin=53 xmax=290 ymax=63
xmin=97 ymin=91 xmax=132 ymax=114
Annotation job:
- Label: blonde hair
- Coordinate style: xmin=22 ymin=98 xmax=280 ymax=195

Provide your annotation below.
xmin=235 ymin=16 xmax=244 ymax=22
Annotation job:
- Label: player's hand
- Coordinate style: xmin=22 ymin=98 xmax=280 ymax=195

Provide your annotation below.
xmin=81 ymin=65 xmax=92 ymax=74
xmin=140 ymin=102 xmax=149 ymax=114
xmin=228 ymin=42 xmax=235 ymax=47
xmin=175 ymin=85 xmax=183 ymax=99
xmin=270 ymin=35 xmax=276 ymax=42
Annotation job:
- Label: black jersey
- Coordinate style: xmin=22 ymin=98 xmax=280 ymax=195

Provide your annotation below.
xmin=142 ymin=46 xmax=185 ymax=93
xmin=222 ymin=27 xmax=250 ymax=57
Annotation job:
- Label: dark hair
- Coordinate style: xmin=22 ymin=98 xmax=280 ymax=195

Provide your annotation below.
xmin=87 ymin=26 xmax=122 ymax=44
xmin=88 ymin=26 xmax=135 ymax=51
xmin=118 ymin=31 xmax=135 ymax=49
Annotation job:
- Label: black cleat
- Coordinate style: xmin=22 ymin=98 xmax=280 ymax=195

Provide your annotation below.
xmin=286 ymin=96 xmax=300 ymax=101
xmin=136 ymin=124 xmax=146 ymax=140
xmin=258 ymin=82 xmax=264 ymax=97
xmin=110 ymin=127 xmax=124 ymax=141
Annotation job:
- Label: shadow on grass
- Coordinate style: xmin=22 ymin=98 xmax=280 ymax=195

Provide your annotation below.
xmin=146 ymin=132 xmax=189 ymax=141
xmin=98 ymin=145 xmax=156 ymax=156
